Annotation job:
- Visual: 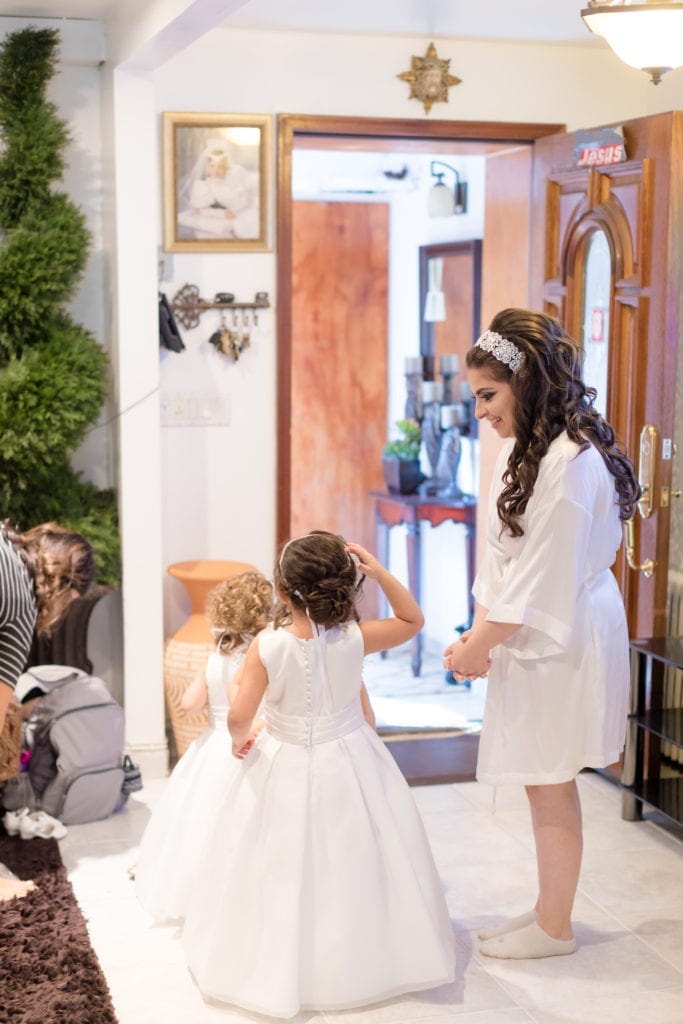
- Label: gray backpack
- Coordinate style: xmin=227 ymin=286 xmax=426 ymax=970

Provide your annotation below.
xmin=22 ymin=666 xmax=127 ymax=825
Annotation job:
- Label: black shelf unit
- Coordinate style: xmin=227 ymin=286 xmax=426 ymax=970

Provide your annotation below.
xmin=622 ymin=637 xmax=683 ymax=824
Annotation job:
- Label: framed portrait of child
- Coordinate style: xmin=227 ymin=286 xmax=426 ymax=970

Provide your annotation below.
xmin=162 ymin=112 xmax=272 ymax=253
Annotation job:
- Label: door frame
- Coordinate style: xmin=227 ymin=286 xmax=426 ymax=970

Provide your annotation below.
xmin=276 ymin=114 xmax=564 ymax=546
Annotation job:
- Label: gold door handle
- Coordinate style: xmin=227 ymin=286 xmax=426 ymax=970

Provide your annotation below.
xmin=624 ymin=518 xmax=655 ymax=578
xmin=636 ymin=424 xmax=657 ymax=518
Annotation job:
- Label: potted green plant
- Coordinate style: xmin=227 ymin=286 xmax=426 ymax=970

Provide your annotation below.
xmin=381 ymin=418 xmax=425 ymax=495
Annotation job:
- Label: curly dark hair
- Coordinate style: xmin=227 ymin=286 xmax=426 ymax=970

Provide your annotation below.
xmin=466 ymin=308 xmax=640 ymax=537
xmin=205 ymin=570 xmax=274 ymax=653
xmin=3 ymin=520 xmax=95 ymax=635
xmin=274 ymin=530 xmax=362 ymax=629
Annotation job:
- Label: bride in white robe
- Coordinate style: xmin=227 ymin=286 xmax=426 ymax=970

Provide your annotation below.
xmin=444 ymin=308 xmax=639 ymax=962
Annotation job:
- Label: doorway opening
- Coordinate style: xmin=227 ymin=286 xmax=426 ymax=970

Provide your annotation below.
xmin=277 ymin=115 xmax=562 ymax=743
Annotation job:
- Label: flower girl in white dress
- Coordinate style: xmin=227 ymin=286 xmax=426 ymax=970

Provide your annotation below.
xmin=182 ymin=532 xmax=455 ymax=1017
xmin=135 ymin=570 xmax=274 ymax=922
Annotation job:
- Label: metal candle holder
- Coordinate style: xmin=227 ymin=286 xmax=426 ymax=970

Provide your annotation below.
xmin=421 ymin=400 xmax=443 ymax=494
xmin=439 ymin=403 xmax=468 ymax=499
xmin=404 ymin=371 xmax=423 ymax=422
xmin=401 ymin=357 xmax=473 ymax=499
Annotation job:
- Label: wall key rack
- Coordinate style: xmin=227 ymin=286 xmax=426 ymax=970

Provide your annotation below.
xmin=171 ymin=283 xmax=270 ymax=330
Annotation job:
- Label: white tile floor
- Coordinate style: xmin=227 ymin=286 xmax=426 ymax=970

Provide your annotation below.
xmin=58 ymin=769 xmax=683 ymax=1024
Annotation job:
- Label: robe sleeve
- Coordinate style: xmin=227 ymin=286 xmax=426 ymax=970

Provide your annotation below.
xmin=472 ymin=544 xmax=505 ymax=612
xmin=471 ymin=440 xmax=511 ymax=612
xmin=485 ymin=449 xmax=599 ymax=660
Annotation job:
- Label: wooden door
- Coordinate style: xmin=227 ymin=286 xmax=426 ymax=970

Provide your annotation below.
xmin=477 ymin=146 xmax=534 ymax=569
xmin=290 ymin=201 xmax=388 ymax=603
xmin=530 ymin=112 xmax=682 ymax=639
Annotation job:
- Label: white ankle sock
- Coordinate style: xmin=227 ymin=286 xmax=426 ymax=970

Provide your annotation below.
xmin=477 ymin=909 xmax=537 ymax=941
xmin=479 ymin=920 xmax=576 ymax=959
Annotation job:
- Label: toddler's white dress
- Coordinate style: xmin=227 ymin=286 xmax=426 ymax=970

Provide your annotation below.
xmin=182 ymin=622 xmax=455 ymax=1018
xmin=135 ymin=648 xmax=243 ymax=922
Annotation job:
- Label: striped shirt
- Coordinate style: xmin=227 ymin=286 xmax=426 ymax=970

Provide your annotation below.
xmin=0 ymin=531 xmax=37 ymax=691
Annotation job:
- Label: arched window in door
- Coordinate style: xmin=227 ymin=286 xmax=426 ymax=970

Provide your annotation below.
xmin=564 ymin=202 xmax=630 ymax=598
xmin=580 ymin=228 xmax=612 ymax=416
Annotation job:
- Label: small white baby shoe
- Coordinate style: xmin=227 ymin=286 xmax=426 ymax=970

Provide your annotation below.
xmin=2 ymin=807 xmax=31 ymax=836
xmin=18 ymin=810 xmax=67 ymax=841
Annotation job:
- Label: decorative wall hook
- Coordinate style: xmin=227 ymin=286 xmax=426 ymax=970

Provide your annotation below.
xmin=170 ymin=283 xmax=270 ymax=330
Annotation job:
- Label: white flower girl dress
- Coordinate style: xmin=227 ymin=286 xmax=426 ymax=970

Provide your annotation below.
xmin=182 ymin=621 xmax=455 ymax=1017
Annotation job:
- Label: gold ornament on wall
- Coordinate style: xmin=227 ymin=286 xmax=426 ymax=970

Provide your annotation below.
xmin=397 ymin=42 xmax=462 ymax=115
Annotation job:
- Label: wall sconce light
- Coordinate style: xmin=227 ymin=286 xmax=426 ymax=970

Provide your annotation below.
xmin=428 ymin=160 xmax=468 ymax=217
xmin=581 ymin=2 xmax=683 ymax=85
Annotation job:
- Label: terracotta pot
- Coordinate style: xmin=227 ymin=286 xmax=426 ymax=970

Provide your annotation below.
xmin=163 ymin=560 xmax=254 ymax=757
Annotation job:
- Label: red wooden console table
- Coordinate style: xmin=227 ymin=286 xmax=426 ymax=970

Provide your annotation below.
xmin=369 ymin=491 xmax=477 ymax=676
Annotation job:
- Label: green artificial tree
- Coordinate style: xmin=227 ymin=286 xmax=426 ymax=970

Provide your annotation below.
xmin=0 ymin=26 xmax=119 ymax=583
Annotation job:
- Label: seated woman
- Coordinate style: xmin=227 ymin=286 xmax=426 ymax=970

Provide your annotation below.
xmin=0 ymin=520 xmax=94 ymax=901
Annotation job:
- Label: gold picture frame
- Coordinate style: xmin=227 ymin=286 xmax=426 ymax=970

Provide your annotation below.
xmin=162 ymin=112 xmax=272 ymax=253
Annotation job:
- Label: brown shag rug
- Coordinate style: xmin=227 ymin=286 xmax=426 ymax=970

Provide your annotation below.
xmin=0 ymin=828 xmax=119 ymax=1024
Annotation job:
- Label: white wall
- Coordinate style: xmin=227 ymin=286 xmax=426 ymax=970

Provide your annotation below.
xmin=53 ymin=63 xmax=112 ymax=491
xmin=158 ymin=250 xmax=277 ymax=638
xmin=153 ymin=28 xmax=654 ymax=127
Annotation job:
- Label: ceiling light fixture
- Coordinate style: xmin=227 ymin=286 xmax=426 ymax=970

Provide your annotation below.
xmin=581 ymin=1 xmax=683 ymax=84
xmin=427 ymin=161 xmax=468 ymax=217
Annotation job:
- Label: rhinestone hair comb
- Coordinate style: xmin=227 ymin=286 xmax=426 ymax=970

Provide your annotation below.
xmin=475 ymin=330 xmax=523 ymax=372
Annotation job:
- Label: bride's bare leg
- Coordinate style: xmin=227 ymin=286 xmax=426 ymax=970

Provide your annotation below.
xmin=526 ymin=779 xmax=582 ymax=940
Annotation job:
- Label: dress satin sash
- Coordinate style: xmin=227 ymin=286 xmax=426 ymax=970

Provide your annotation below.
xmin=265 ymin=698 xmax=365 ymax=747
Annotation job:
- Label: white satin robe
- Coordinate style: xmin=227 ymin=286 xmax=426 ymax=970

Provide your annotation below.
xmin=474 ymin=432 xmax=630 ymax=785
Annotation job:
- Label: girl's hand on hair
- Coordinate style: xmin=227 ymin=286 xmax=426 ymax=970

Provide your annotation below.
xmin=346 ymin=542 xmax=382 ymax=580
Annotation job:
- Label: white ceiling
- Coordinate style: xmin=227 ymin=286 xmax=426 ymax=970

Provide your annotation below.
xmin=0 ymin=1 xmax=598 ymax=46
xmin=0 ymin=1 xmax=113 ymax=17
xmin=220 ymin=0 xmax=594 ymax=44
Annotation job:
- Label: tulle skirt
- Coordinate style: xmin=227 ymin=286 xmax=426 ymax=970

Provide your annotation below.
xmin=182 ymin=724 xmax=455 ymax=1018
xmin=135 ymin=724 xmax=236 ymax=922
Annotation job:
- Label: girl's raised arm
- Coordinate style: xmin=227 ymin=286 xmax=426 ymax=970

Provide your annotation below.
xmin=347 ymin=541 xmax=424 ymax=655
